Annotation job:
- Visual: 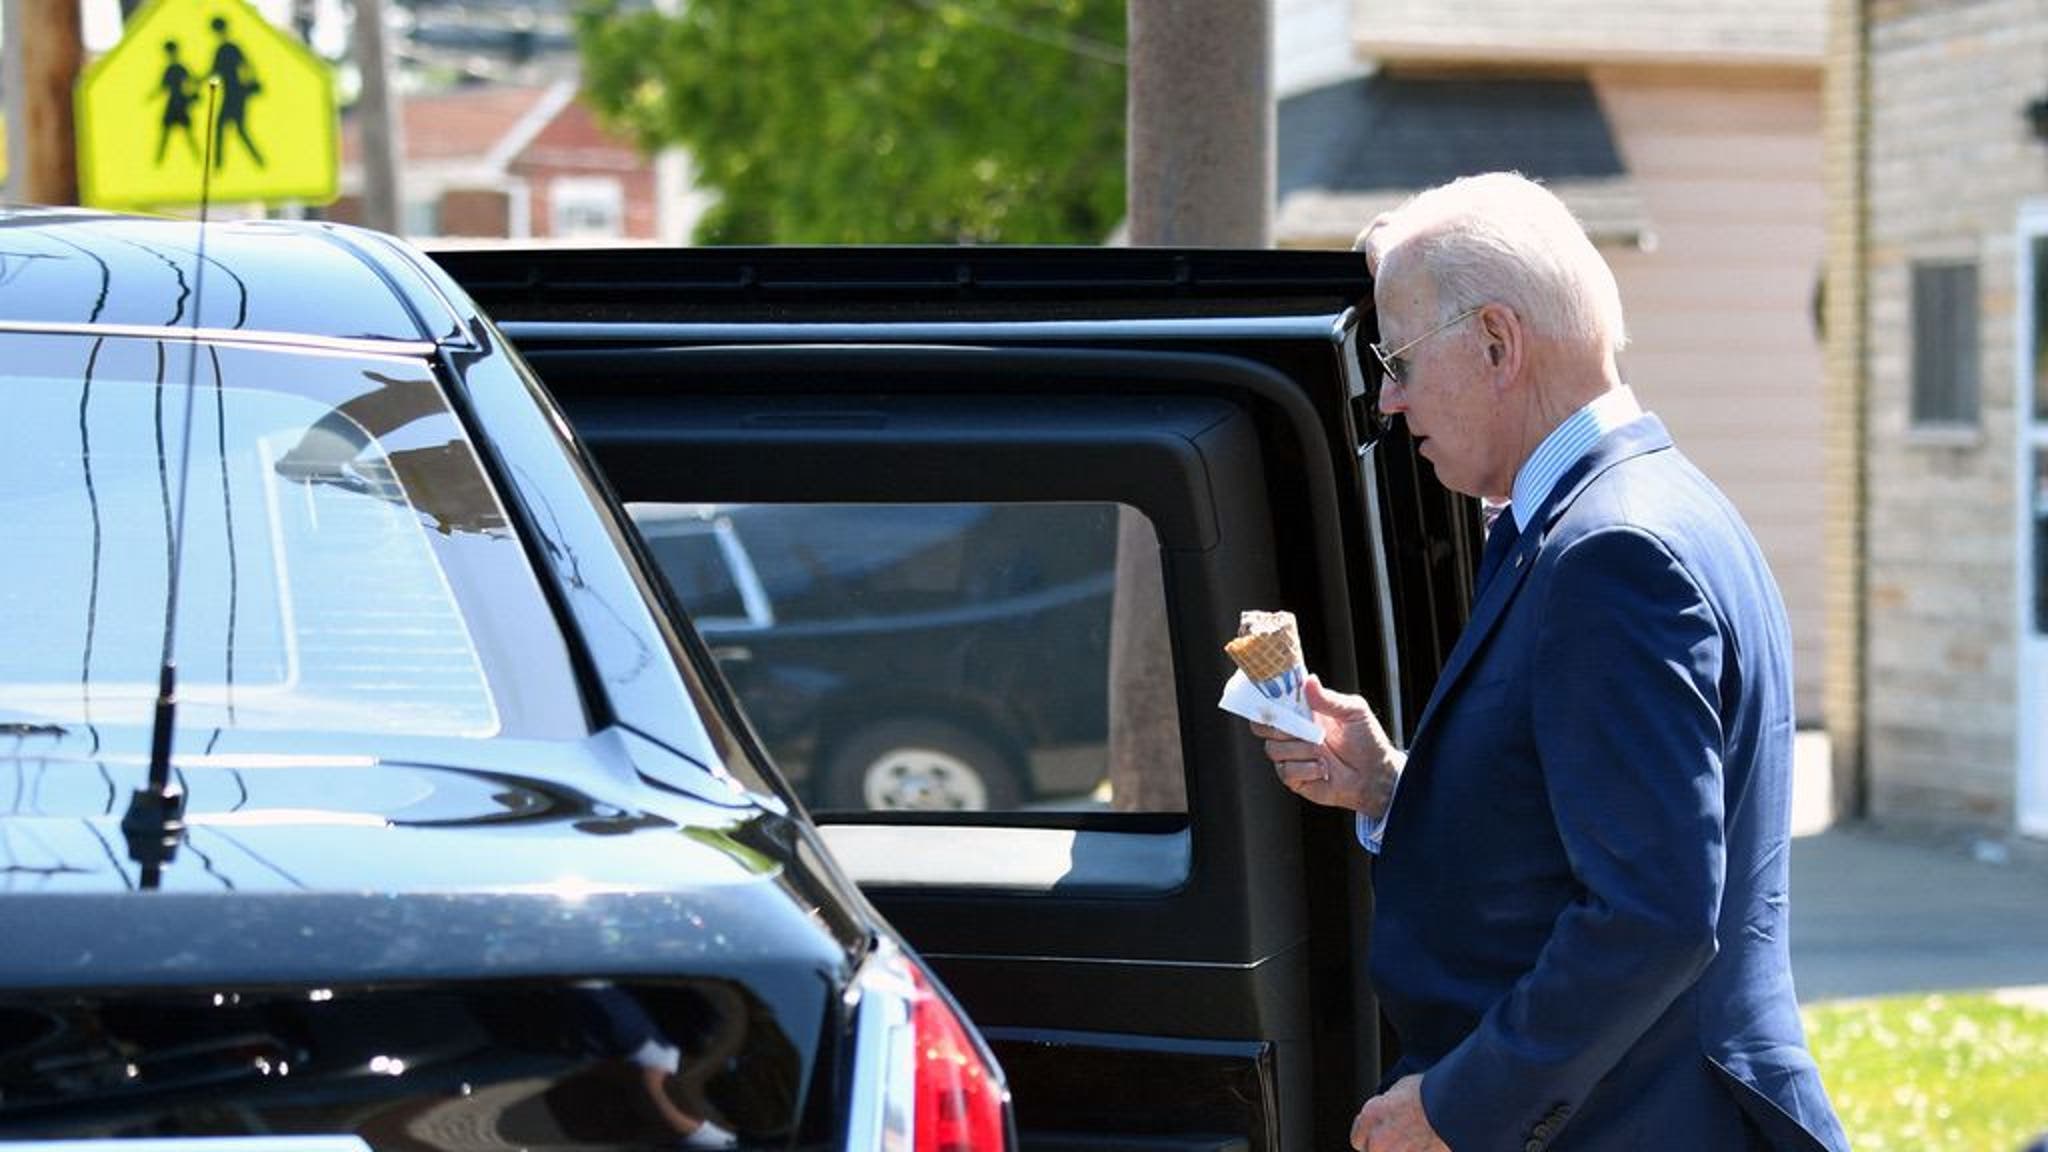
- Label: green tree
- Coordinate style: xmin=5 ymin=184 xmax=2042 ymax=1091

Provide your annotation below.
xmin=574 ymin=0 xmax=1126 ymax=244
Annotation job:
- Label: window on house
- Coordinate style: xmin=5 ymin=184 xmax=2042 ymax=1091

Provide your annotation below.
xmin=1912 ymin=260 xmax=1980 ymax=427
xmin=550 ymin=176 xmax=625 ymax=240
xmin=2034 ymin=450 xmax=2048 ymax=635
xmin=2034 ymin=236 xmax=2048 ymax=424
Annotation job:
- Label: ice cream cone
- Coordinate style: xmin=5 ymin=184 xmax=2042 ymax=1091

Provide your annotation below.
xmin=1224 ymin=610 xmax=1304 ymax=682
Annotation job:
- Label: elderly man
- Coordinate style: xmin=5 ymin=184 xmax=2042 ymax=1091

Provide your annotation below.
xmin=1256 ymin=173 xmax=1848 ymax=1152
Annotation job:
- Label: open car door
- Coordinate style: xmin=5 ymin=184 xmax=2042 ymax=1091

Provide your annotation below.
xmin=433 ymin=247 xmax=1478 ymax=1152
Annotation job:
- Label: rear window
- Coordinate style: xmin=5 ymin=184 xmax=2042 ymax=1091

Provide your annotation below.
xmin=0 ymin=332 xmax=584 ymax=741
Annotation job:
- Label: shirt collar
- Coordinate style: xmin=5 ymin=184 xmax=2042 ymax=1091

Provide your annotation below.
xmin=1507 ymin=387 xmax=1642 ymax=531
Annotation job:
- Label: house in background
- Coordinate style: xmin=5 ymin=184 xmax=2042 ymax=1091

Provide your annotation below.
xmin=1828 ymin=0 xmax=2048 ymax=839
xmin=330 ymin=78 xmax=705 ymax=243
xmin=1276 ymin=0 xmax=1833 ymax=745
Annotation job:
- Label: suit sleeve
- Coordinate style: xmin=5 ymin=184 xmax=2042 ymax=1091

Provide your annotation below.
xmin=1421 ymin=526 xmax=1728 ymax=1150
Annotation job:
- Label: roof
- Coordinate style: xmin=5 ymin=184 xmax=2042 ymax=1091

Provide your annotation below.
xmin=0 ymin=209 xmax=460 ymax=346
xmin=340 ymin=82 xmax=563 ymax=166
xmin=1276 ymin=73 xmax=1650 ymax=248
xmin=505 ymin=96 xmax=645 ymax=176
xmin=1352 ymin=0 xmax=1826 ymax=67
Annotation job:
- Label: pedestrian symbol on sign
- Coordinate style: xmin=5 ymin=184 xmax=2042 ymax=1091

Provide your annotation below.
xmin=154 ymin=39 xmax=199 ymax=165
xmin=206 ymin=15 xmax=264 ymax=170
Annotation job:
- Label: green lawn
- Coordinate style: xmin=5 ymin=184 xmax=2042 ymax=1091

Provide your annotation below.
xmin=1803 ymin=991 xmax=2048 ymax=1151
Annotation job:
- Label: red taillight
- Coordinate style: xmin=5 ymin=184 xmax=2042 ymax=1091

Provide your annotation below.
xmin=906 ymin=963 xmax=1007 ymax=1152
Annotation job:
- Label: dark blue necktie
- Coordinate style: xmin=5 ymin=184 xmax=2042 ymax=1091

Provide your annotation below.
xmin=1475 ymin=505 xmax=1522 ymax=593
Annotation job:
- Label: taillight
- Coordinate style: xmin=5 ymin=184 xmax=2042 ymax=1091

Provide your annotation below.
xmin=905 ymin=962 xmax=1006 ymax=1152
xmin=847 ymin=939 xmax=1009 ymax=1152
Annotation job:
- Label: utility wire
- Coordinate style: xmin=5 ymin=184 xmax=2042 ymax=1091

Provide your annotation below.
xmin=904 ymin=0 xmax=1124 ymax=66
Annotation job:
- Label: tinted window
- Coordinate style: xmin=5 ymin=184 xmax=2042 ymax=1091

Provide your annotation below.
xmin=642 ymin=525 xmax=749 ymax=621
xmin=735 ymin=505 xmax=988 ymax=621
xmin=0 ymin=332 xmax=584 ymax=741
xmin=632 ymin=501 xmax=1184 ymax=815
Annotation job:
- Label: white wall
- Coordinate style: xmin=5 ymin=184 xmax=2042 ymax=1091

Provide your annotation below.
xmin=1276 ymin=0 xmax=1370 ymax=98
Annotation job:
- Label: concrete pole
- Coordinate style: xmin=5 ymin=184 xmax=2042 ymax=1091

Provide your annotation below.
xmin=1107 ymin=1 xmax=1273 ymax=812
xmin=1125 ymin=0 xmax=1273 ymax=247
xmin=10 ymin=0 xmax=83 ymax=205
xmin=351 ymin=0 xmax=403 ymax=233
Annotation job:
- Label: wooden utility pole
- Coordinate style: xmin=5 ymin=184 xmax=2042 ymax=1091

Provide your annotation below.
xmin=8 ymin=0 xmax=84 ymax=204
xmin=351 ymin=0 xmax=403 ymax=233
xmin=1126 ymin=0 xmax=1273 ymax=247
xmin=1108 ymin=1 xmax=1274 ymax=812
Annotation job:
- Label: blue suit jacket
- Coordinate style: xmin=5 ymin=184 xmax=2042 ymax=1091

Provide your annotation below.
xmin=1372 ymin=416 xmax=1848 ymax=1152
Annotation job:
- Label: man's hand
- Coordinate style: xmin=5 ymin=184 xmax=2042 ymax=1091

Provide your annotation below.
xmin=1250 ymin=675 xmax=1402 ymax=818
xmin=1350 ymin=1075 xmax=1448 ymax=1152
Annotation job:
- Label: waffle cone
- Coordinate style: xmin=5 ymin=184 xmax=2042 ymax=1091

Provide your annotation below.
xmin=1225 ymin=622 xmax=1303 ymax=682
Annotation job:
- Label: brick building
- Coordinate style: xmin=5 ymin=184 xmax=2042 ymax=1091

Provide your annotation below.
xmin=333 ymin=79 xmax=701 ymax=242
xmin=1280 ymin=0 xmax=1833 ymax=729
xmin=1830 ymin=0 xmax=2048 ymax=836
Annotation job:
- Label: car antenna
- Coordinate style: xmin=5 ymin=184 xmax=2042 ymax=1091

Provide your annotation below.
xmin=122 ymin=78 xmax=223 ymax=891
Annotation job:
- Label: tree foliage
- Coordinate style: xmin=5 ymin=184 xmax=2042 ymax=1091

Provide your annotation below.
xmin=574 ymin=0 xmax=1126 ymax=244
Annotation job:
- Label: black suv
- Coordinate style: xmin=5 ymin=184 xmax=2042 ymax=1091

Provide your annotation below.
xmin=2 ymin=216 xmax=1480 ymax=1152
xmin=631 ymin=500 xmax=1118 ymax=810
xmin=431 ymin=244 xmax=1478 ymax=1152
xmin=0 ymin=212 xmax=1012 ymax=1152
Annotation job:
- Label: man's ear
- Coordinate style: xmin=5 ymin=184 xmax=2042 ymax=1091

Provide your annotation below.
xmin=1479 ymin=303 xmax=1523 ymax=383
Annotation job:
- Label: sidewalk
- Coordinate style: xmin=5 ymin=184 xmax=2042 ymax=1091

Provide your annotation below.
xmin=1787 ymin=734 xmax=2048 ymax=1004
xmin=1790 ymin=824 xmax=2048 ymax=1003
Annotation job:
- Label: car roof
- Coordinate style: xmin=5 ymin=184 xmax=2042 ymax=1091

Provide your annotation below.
xmin=0 ymin=207 xmax=472 ymax=352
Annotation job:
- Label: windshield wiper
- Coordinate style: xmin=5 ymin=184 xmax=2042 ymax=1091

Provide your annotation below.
xmin=0 ymin=722 xmax=68 ymax=738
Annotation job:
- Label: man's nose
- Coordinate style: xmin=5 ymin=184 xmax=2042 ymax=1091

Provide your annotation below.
xmin=1376 ymin=378 xmax=1409 ymax=417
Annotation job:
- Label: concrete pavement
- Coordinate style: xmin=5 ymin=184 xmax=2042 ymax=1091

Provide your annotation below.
xmin=1785 ymin=730 xmax=2048 ymax=1004
xmin=1790 ymin=822 xmax=2048 ymax=1003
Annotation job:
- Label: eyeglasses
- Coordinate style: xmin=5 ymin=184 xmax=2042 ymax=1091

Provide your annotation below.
xmin=1370 ymin=305 xmax=1484 ymax=387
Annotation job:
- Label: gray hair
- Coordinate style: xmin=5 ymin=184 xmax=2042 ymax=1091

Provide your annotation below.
xmin=1369 ymin=173 xmax=1628 ymax=353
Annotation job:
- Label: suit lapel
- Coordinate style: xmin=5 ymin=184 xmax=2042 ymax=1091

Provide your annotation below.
xmin=1406 ymin=415 xmax=1675 ymax=747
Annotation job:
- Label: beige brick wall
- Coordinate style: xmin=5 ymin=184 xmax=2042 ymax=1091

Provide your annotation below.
xmin=1863 ymin=0 xmax=2048 ymax=829
xmin=1355 ymin=0 xmax=1824 ymax=66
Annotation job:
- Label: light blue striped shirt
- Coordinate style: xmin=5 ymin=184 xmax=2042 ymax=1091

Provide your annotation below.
xmin=1356 ymin=386 xmax=1644 ymax=854
xmin=1508 ymin=387 xmax=1643 ymax=532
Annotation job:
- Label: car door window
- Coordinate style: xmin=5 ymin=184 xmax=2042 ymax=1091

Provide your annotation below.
xmin=630 ymin=500 xmax=1187 ymax=815
xmin=635 ymin=510 xmax=767 ymax=627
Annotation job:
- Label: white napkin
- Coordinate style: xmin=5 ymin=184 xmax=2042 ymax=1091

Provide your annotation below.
xmin=1217 ymin=668 xmax=1325 ymax=743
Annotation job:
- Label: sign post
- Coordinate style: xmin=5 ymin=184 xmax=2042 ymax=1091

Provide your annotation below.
xmin=77 ymin=0 xmax=338 ymax=209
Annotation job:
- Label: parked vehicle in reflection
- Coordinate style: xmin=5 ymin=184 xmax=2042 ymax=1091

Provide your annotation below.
xmin=630 ymin=501 xmax=1119 ymax=811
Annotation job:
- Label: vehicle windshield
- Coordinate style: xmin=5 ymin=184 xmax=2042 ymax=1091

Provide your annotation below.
xmin=0 ymin=331 xmax=584 ymax=743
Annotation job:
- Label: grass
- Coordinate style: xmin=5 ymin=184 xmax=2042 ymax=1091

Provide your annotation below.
xmin=1802 ymin=991 xmax=2048 ymax=1151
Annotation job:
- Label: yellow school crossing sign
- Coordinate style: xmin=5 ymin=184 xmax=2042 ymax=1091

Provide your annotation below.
xmin=77 ymin=0 xmax=337 ymax=208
